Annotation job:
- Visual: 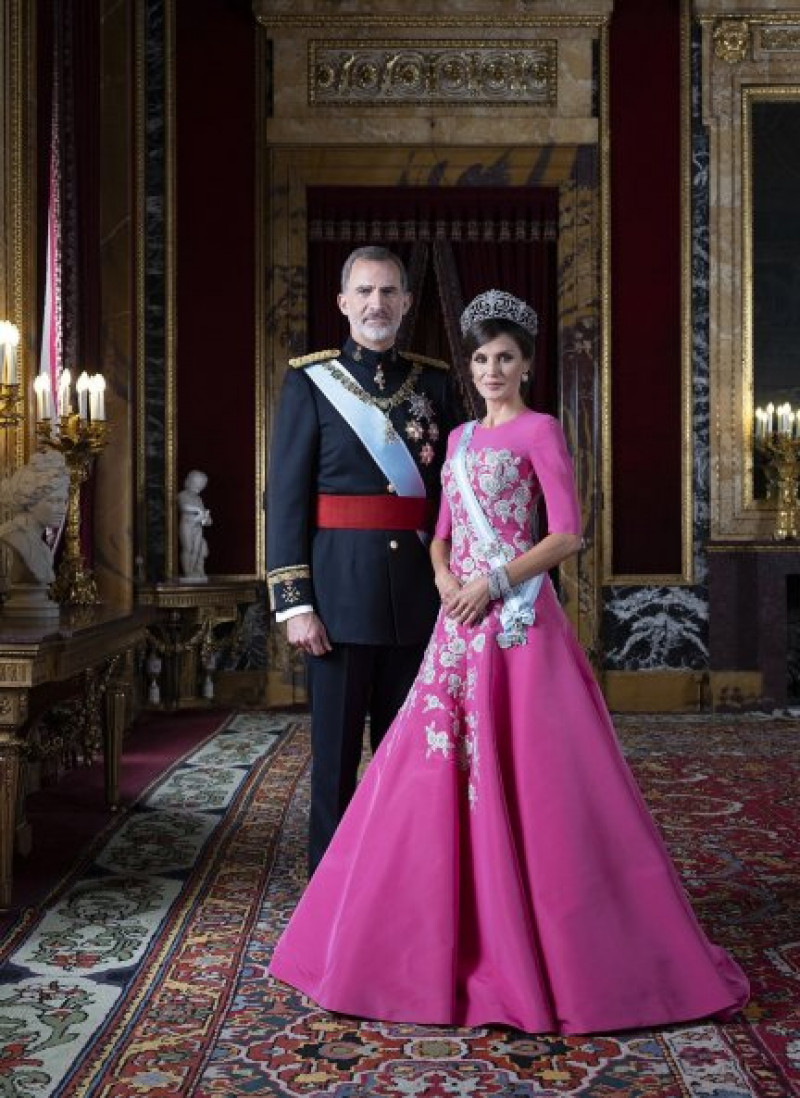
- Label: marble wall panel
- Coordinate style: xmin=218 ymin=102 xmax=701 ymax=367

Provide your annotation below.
xmin=601 ymin=25 xmax=711 ymax=671
xmin=142 ymin=0 xmax=167 ymax=581
xmin=95 ymin=0 xmax=135 ymax=608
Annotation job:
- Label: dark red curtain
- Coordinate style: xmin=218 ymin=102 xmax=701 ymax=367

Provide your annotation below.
xmin=306 ymin=186 xmax=559 ymax=419
xmin=175 ymin=0 xmax=256 ymax=576
xmin=610 ymin=0 xmax=682 ymax=575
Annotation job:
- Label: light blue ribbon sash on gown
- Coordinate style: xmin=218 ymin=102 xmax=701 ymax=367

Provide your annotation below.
xmin=306 ymin=360 xmax=428 ymax=541
xmin=452 ymin=420 xmax=544 ymax=648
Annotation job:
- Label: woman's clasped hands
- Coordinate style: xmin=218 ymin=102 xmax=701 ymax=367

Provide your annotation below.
xmin=434 ymin=567 xmax=492 ymax=627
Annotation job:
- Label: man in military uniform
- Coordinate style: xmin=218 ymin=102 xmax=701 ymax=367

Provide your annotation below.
xmin=267 ymin=246 xmax=454 ymax=873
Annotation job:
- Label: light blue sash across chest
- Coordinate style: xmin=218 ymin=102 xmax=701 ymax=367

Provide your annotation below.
xmin=306 ymin=360 xmax=428 ymax=540
xmin=306 ymin=360 xmax=426 ymax=497
xmin=452 ymin=420 xmax=545 ymax=648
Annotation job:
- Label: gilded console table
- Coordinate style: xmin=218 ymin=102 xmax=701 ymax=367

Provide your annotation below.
xmin=0 ymin=607 xmax=149 ymax=910
xmin=137 ymin=578 xmax=259 ymax=708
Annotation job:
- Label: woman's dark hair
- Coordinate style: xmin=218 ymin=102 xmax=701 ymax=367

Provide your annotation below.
xmin=462 ymin=317 xmax=536 ymax=363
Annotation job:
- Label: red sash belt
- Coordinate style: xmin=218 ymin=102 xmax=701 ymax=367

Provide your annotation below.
xmin=315 ymin=494 xmax=431 ymax=530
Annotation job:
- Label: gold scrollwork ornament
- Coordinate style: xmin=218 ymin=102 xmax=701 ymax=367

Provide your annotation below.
xmin=713 ymin=19 xmax=750 ymax=64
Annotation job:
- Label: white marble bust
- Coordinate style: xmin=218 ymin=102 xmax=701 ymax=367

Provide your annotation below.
xmin=0 ymin=450 xmax=69 ymax=585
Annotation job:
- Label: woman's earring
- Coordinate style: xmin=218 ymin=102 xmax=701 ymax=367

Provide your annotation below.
xmin=522 ymin=373 xmax=530 ymax=382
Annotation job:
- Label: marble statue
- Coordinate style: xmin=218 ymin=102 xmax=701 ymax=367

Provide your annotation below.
xmin=177 ymin=469 xmax=212 ymax=582
xmin=0 ymin=450 xmax=69 ymax=618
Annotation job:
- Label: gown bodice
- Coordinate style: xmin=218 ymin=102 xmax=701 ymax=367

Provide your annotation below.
xmin=442 ymin=444 xmax=540 ymax=582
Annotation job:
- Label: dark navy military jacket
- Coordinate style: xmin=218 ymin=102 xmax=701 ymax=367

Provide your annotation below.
xmin=267 ymin=337 xmax=455 ymax=646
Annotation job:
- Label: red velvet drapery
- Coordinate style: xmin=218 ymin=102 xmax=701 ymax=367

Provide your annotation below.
xmin=175 ymin=0 xmax=257 ymax=577
xmin=610 ymin=0 xmax=682 ymax=575
xmin=306 ymin=187 xmax=559 ymax=419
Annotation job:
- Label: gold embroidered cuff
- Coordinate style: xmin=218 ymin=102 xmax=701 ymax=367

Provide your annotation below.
xmin=267 ymin=565 xmax=312 ymax=612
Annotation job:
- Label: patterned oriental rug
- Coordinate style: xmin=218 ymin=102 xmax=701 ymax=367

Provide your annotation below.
xmin=0 ymin=713 xmax=797 ymax=1097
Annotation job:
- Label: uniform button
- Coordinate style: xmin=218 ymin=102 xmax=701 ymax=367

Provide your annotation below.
xmin=389 ymin=539 xmax=399 ymax=550
xmin=386 ymin=483 xmax=396 ymax=493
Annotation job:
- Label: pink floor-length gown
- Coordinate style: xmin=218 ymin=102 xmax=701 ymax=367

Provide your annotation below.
xmin=269 ymin=410 xmax=749 ymax=1034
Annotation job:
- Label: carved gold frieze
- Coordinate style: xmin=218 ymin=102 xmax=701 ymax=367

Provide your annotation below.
xmin=257 ymin=12 xmax=608 ymax=30
xmin=0 ymin=691 xmax=27 ymax=727
xmin=713 ymin=19 xmax=750 ymax=64
xmin=761 ymin=27 xmax=800 ymax=52
xmin=309 ymin=40 xmax=557 ymax=106
xmin=0 ymin=664 xmax=29 ymax=686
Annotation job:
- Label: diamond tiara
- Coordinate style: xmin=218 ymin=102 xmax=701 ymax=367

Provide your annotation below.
xmin=459 ymin=290 xmax=539 ymax=339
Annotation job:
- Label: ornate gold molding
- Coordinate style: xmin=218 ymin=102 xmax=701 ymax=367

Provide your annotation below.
xmin=257 ymin=13 xmax=610 ymax=30
xmin=700 ymin=3 xmax=800 ymax=541
xmin=600 ymin=17 xmax=612 ymax=583
xmin=0 ymin=664 xmax=29 ymax=686
xmin=761 ymin=26 xmax=800 ymax=50
xmin=680 ymin=1 xmax=694 ymax=584
xmin=135 ymin=0 xmax=147 ymax=564
xmin=741 ymin=84 xmax=800 ymax=516
xmin=165 ymin=0 xmax=177 ymax=578
xmin=309 ymin=40 xmax=557 ymax=107
xmin=713 ymin=19 xmax=750 ymax=64
xmin=1 ymin=0 xmax=35 ymax=472
xmin=254 ymin=23 xmax=268 ymax=580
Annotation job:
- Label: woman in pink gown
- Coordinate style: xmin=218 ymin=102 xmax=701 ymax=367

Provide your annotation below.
xmin=269 ymin=290 xmax=749 ymax=1034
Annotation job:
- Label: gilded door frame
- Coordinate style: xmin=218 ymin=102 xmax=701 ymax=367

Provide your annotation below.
xmin=262 ymin=145 xmax=603 ymax=660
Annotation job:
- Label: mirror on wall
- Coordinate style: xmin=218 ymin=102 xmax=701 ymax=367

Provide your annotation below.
xmin=749 ymin=95 xmax=800 ymax=499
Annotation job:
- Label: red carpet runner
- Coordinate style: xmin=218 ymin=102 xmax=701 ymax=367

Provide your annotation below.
xmin=0 ymin=714 xmax=797 ymax=1097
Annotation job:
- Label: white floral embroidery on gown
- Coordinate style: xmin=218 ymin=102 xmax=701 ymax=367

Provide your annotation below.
xmin=269 ymin=411 xmax=749 ymax=1035
xmin=389 ymin=445 xmax=535 ymax=808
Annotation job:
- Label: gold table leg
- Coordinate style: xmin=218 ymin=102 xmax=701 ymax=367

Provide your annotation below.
xmin=0 ymin=704 xmax=26 ymax=911
xmin=104 ymin=685 xmax=128 ymax=809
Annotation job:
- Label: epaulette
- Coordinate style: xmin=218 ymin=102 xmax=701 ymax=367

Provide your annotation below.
xmin=400 ymin=351 xmax=450 ymax=371
xmin=289 ymin=349 xmax=340 ymax=368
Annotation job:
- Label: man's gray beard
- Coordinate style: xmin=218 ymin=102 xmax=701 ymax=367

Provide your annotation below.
xmin=358 ymin=321 xmax=396 ymax=343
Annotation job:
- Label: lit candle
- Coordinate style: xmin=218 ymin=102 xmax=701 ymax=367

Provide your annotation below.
xmin=76 ymin=371 xmax=90 ymax=420
xmin=88 ymin=373 xmax=106 ymax=421
xmin=6 ymin=323 xmax=19 ymax=385
xmin=58 ymin=368 xmax=72 ymax=416
xmin=0 ymin=321 xmax=20 ymax=385
xmin=33 ymin=374 xmax=52 ymax=421
xmin=766 ymin=402 xmax=775 ymax=435
xmin=755 ymin=407 xmax=765 ymax=440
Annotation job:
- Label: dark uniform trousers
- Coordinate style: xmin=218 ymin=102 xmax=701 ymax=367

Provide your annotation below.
xmin=266 ymin=338 xmax=455 ymax=876
xmin=306 ymin=640 xmax=426 ymax=873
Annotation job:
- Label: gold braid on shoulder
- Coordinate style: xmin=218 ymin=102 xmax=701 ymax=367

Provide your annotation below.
xmin=289 ymin=349 xmax=340 ymax=368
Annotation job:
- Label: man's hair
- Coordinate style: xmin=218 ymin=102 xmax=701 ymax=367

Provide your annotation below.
xmin=340 ymin=246 xmax=409 ymax=293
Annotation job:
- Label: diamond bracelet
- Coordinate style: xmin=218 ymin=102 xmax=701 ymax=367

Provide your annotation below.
xmin=488 ymin=565 xmax=512 ymax=601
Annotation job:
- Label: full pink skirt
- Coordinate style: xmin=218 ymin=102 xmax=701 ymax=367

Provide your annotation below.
xmin=270 ymin=581 xmax=749 ymax=1033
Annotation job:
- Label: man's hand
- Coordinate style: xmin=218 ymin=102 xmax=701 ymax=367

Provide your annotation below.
xmin=286 ymin=611 xmax=332 ymax=656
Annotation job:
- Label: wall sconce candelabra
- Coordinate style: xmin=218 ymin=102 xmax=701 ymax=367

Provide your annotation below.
xmin=755 ymin=401 xmax=800 ymax=540
xmin=36 ymin=369 xmax=109 ymax=606
xmin=0 ymin=321 xmax=22 ymax=427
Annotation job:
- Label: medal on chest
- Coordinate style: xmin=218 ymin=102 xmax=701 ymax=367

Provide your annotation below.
xmin=404 ymin=391 xmax=440 ymax=465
